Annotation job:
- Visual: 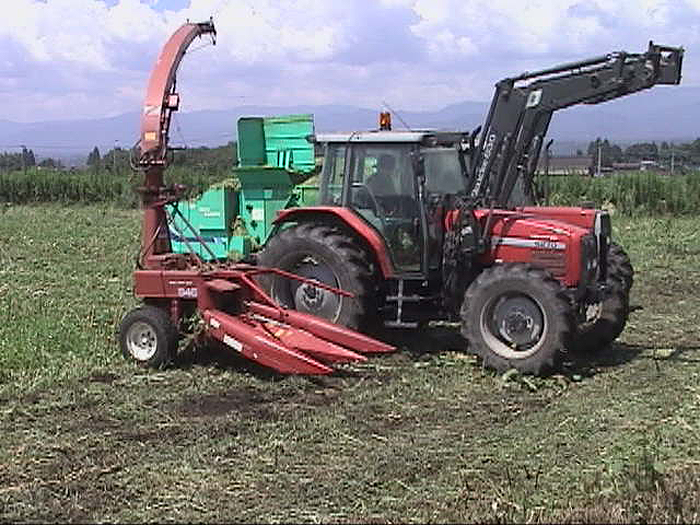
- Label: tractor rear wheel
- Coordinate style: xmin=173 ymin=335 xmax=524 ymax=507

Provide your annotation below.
xmin=257 ymin=223 xmax=375 ymax=329
xmin=119 ymin=305 xmax=178 ymax=369
xmin=460 ymin=263 xmax=573 ymax=375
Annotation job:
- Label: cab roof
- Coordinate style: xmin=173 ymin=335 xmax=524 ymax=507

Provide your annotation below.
xmin=313 ymin=130 xmax=469 ymax=145
xmin=314 ymin=130 xmax=431 ymax=143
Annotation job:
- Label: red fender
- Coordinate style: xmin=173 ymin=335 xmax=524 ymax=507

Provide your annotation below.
xmin=273 ymin=207 xmax=396 ymax=278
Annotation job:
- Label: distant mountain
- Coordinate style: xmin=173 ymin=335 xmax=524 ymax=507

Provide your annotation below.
xmin=1 ymin=86 xmax=698 ymax=163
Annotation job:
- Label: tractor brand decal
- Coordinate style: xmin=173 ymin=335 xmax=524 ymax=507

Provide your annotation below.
xmin=251 ymin=208 xmax=265 ymax=222
xmin=177 ymin=287 xmax=198 ymax=298
xmin=471 ymin=132 xmax=497 ymax=198
xmin=490 ymin=236 xmax=565 ymax=251
xmin=526 ymin=89 xmax=543 ymax=108
xmin=209 ymin=317 xmax=220 ymax=329
xmin=223 ymin=334 xmax=243 ymax=352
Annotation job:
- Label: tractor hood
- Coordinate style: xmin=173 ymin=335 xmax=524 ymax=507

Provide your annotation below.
xmin=519 ymin=206 xmax=601 ymax=231
xmin=475 ymin=209 xmax=591 ymax=287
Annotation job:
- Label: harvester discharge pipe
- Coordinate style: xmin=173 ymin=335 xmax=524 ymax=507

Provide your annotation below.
xmin=136 ymin=19 xmax=216 ymax=268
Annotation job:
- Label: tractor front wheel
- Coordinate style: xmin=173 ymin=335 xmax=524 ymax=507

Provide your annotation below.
xmin=257 ymin=223 xmax=375 ymax=330
xmin=608 ymin=242 xmax=634 ymax=293
xmin=569 ymin=242 xmax=633 ymax=352
xmin=460 ymin=264 xmax=573 ymax=375
xmin=119 ymin=305 xmax=178 ymax=369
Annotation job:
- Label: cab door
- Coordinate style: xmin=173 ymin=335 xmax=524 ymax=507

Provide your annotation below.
xmin=343 ymin=143 xmax=424 ymax=274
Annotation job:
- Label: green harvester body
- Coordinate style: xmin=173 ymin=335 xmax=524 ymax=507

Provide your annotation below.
xmin=168 ymin=114 xmax=318 ymax=260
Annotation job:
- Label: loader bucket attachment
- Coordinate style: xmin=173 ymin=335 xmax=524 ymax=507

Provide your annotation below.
xmin=649 ymin=42 xmax=683 ymax=85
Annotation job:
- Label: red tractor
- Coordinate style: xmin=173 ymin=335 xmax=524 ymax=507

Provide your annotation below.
xmin=257 ymin=43 xmax=683 ymax=374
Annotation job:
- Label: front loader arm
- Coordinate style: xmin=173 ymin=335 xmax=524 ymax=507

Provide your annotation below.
xmin=468 ymin=42 xmax=683 ymax=206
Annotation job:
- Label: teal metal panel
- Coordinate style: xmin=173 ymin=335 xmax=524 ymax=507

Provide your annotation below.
xmin=235 ymin=166 xmax=295 ymax=244
xmin=170 ymin=228 xmax=230 ymax=260
xmin=262 ymin=114 xmax=315 ymax=173
xmin=186 ymin=188 xmax=236 ymax=230
xmin=167 ymin=188 xmax=237 ymax=261
xmin=237 ymin=117 xmax=266 ymax=166
xmin=228 ymin=236 xmax=252 ymax=261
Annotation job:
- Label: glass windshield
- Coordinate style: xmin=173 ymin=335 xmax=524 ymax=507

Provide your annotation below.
xmin=348 ymin=143 xmax=422 ymax=272
xmin=422 ymin=147 xmax=468 ymax=195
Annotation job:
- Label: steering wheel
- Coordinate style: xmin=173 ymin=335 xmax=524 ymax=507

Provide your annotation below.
xmin=351 ymin=183 xmax=386 ymax=225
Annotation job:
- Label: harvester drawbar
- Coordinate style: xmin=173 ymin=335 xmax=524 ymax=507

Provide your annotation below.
xmin=118 ymin=19 xmax=395 ymax=374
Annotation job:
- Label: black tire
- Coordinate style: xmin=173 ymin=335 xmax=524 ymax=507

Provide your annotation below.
xmin=460 ymin=263 xmax=573 ymax=375
xmin=608 ymin=242 xmax=634 ymax=293
xmin=569 ymin=279 xmax=629 ymax=353
xmin=568 ymin=242 xmax=633 ymax=352
xmin=119 ymin=305 xmax=178 ymax=369
xmin=257 ymin=223 xmax=375 ymax=329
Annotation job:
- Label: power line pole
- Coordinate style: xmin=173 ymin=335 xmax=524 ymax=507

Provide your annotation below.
xmin=671 ymin=147 xmax=675 ymax=175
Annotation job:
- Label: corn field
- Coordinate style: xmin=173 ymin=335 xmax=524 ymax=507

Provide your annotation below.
xmin=2 ymin=166 xmax=700 ymax=215
xmin=546 ymin=170 xmax=700 ymax=215
xmin=0 ymin=166 xmax=228 ymax=206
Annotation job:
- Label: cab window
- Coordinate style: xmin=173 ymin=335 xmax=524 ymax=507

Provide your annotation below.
xmin=319 ymin=144 xmax=346 ymax=205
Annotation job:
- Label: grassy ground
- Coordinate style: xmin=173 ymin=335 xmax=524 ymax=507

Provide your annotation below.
xmin=1 ymin=204 xmax=699 ymax=523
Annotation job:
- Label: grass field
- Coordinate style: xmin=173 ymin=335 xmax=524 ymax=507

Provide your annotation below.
xmin=1 ymin=204 xmax=699 ymax=523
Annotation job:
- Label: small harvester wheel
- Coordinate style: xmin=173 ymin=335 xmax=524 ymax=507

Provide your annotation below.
xmin=119 ymin=305 xmax=178 ymax=369
xmin=460 ymin=263 xmax=573 ymax=375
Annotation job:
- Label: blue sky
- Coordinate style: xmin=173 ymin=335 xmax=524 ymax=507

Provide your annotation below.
xmin=1 ymin=0 xmax=699 ymax=123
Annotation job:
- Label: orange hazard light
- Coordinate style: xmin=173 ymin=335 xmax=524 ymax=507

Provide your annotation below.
xmin=379 ymin=112 xmax=391 ymax=131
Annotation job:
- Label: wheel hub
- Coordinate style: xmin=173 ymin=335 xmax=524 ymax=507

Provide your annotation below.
xmin=296 ymin=281 xmax=329 ymax=311
xmin=126 ymin=321 xmax=157 ymax=361
xmin=494 ymin=296 xmax=543 ymax=349
xmin=287 ymin=260 xmax=341 ymax=321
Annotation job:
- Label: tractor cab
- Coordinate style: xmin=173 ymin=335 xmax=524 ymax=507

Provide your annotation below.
xmin=315 ymin=130 xmax=467 ymax=276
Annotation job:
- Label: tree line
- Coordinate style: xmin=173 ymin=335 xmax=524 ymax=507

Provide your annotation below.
xmin=586 ymin=138 xmax=700 ymax=168
xmin=84 ymin=142 xmax=238 ymax=173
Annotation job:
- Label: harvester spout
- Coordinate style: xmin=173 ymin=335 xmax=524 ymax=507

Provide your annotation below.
xmin=139 ymin=20 xmax=216 ymax=165
xmin=136 ymin=19 xmax=216 ymax=267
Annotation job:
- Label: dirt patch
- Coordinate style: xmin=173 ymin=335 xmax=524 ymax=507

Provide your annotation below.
xmin=176 ymin=387 xmax=286 ymax=419
xmin=175 ymin=384 xmax=344 ymax=421
xmin=82 ymin=372 xmax=119 ymax=384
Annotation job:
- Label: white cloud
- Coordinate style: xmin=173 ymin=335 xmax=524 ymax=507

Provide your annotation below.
xmin=0 ymin=0 xmax=697 ymax=123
